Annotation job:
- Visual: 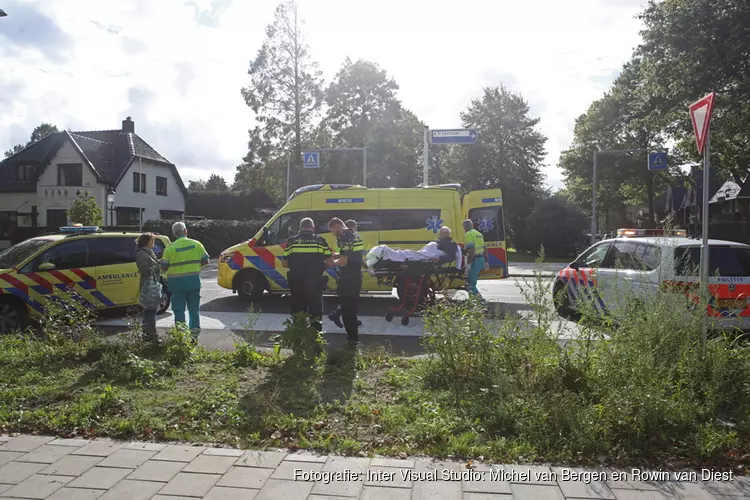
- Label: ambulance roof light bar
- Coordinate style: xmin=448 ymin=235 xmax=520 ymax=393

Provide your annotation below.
xmin=616 ymin=228 xmax=687 ymax=238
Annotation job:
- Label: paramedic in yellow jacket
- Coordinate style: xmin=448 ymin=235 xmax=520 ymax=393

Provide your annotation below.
xmin=162 ymin=221 xmax=210 ymax=340
xmin=463 ymin=219 xmax=489 ymax=303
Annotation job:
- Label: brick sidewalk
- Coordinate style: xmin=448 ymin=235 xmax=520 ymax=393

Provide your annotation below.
xmin=0 ymin=435 xmax=747 ymax=499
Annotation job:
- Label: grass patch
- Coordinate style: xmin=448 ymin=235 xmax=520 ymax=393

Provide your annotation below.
xmin=2 ymin=275 xmax=749 ymax=468
xmin=507 ymin=247 xmax=571 ymax=263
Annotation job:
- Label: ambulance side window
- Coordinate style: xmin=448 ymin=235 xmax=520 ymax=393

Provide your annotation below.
xmin=264 ymin=212 xmax=304 ymax=246
xmin=89 ymin=238 xmax=137 ymax=266
xmin=30 ymin=240 xmax=90 ymax=271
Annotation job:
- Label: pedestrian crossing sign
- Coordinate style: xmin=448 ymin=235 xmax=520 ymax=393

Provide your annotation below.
xmin=303 ymin=151 xmax=320 ymax=169
xmin=648 ymin=152 xmax=668 ymax=171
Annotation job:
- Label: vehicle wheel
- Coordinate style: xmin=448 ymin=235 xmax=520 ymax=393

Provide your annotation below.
xmin=553 ymin=282 xmax=571 ymax=316
xmin=401 ymin=316 xmax=410 ymax=326
xmin=0 ymin=298 xmax=28 ymax=334
xmin=235 ymin=270 xmax=268 ymax=302
xmin=385 ymin=313 xmax=394 ymax=322
xmin=157 ymin=279 xmax=171 ymax=315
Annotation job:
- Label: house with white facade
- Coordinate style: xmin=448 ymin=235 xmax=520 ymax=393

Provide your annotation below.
xmin=0 ymin=117 xmax=187 ymax=244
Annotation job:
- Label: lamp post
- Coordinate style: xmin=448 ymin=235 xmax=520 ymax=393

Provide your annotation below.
xmin=106 ymin=189 xmax=116 ymax=227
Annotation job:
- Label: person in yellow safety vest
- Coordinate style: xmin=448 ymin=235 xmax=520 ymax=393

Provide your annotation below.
xmin=463 ymin=219 xmax=489 ymax=303
xmin=161 ymin=221 xmax=210 ymax=341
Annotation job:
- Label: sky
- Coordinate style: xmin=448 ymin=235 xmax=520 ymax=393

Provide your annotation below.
xmin=0 ymin=0 xmax=647 ymax=190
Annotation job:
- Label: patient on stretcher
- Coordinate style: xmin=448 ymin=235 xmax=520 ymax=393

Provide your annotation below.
xmin=365 ymin=227 xmax=463 ymax=273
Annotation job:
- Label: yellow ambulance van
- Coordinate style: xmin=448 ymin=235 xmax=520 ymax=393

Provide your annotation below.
xmin=218 ymin=184 xmax=507 ymax=301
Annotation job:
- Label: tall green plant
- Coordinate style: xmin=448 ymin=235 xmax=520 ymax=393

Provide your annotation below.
xmin=67 ymin=192 xmax=103 ymax=227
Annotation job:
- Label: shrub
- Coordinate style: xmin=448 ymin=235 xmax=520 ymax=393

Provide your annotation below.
xmin=185 ymin=190 xmax=277 ymax=221
xmin=164 ymin=324 xmax=196 ymax=366
xmin=514 ymin=195 xmax=588 ymax=258
xmin=421 ymin=266 xmax=750 ymax=462
xmin=143 ymin=219 xmax=265 ymax=257
xmin=232 ymin=341 xmax=264 ymax=368
xmin=66 ymin=191 xmax=103 ymax=227
xmin=40 ymin=290 xmax=98 ymax=345
xmin=272 ymin=313 xmax=326 ymax=362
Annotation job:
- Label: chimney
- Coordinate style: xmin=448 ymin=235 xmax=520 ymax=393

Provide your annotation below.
xmin=122 ymin=116 xmax=134 ymax=134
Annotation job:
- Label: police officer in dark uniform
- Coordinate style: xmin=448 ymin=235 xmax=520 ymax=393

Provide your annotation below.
xmin=328 ymin=217 xmax=364 ymax=344
xmin=281 ymin=217 xmax=333 ymax=332
xmin=328 ymin=219 xmax=363 ymax=329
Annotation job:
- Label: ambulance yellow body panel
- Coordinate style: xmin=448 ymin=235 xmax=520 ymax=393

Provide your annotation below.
xmin=0 ymin=227 xmax=171 ymax=332
xmin=218 ymin=184 xmax=507 ymax=300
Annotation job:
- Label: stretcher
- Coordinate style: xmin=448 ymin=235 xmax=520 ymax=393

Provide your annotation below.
xmin=369 ymin=259 xmax=466 ymax=325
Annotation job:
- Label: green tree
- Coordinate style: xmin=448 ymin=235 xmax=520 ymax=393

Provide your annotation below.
xmin=637 ymin=0 xmax=750 ymax=179
xmin=205 ymin=174 xmax=229 ymax=191
xmin=4 ymin=122 xmax=60 ymax=158
xmin=311 ymin=58 xmax=421 ymax=187
xmin=440 ymin=85 xmax=547 ymax=243
xmin=30 ymin=123 xmax=59 ymax=143
xmin=188 ymin=179 xmax=206 ymax=191
xmin=67 ymin=192 xmax=103 ymax=227
xmin=237 ymin=0 xmax=323 ymax=195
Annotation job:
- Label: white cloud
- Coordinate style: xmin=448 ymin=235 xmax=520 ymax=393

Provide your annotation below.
xmin=0 ymin=0 xmax=646 ymax=189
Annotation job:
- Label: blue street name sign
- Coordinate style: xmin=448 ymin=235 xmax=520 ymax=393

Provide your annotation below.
xmin=303 ymin=151 xmax=320 ymax=169
xmin=648 ymin=152 xmax=668 ymax=172
xmin=430 ymin=129 xmax=478 ymax=145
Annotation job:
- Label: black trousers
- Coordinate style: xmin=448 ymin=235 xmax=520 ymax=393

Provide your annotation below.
xmin=338 ymin=274 xmax=362 ymax=341
xmin=289 ymin=274 xmax=324 ymax=332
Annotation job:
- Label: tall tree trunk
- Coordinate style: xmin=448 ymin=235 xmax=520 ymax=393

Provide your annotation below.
xmin=293 ymin=5 xmax=302 ymax=192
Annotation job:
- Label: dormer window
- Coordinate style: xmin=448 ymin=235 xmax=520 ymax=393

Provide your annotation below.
xmin=16 ymin=165 xmax=34 ymax=181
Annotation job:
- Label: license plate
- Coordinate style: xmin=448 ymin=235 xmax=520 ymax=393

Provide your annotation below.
xmin=716 ymin=298 xmax=746 ymax=309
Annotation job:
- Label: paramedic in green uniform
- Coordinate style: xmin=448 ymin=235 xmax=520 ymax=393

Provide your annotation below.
xmin=463 ymin=219 xmax=489 ymax=302
xmin=161 ymin=221 xmax=210 ymax=341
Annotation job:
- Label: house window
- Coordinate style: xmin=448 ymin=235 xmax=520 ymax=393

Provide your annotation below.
xmin=159 ymin=210 xmax=183 ymax=220
xmin=16 ymin=165 xmax=34 ymax=181
xmin=57 ymin=163 xmax=82 ymax=186
xmin=133 ymin=172 xmax=146 ymax=193
xmin=156 ymin=176 xmax=168 ymax=196
xmin=116 ymin=207 xmax=144 ymax=226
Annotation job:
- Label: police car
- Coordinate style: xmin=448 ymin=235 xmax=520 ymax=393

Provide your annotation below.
xmin=552 ymin=228 xmax=750 ymax=329
xmin=0 ymin=226 xmax=171 ymax=333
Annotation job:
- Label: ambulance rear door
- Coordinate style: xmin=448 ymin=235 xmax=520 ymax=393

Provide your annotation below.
xmin=462 ymin=189 xmax=507 ymax=279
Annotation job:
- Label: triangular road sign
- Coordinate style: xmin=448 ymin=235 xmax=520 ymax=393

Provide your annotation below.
xmin=689 ymin=93 xmax=715 ymax=155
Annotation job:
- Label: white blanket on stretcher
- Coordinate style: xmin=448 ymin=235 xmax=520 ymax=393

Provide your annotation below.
xmin=366 ymin=242 xmax=463 ymax=270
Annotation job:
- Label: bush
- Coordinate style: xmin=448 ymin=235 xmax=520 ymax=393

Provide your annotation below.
xmin=421 ymin=268 xmax=750 ymax=463
xmin=272 ymin=313 xmax=326 ymax=362
xmin=514 ymin=195 xmax=588 ymax=258
xmin=186 ymin=190 xmax=277 ymax=221
xmin=143 ymin=219 xmax=265 ymax=257
xmin=67 ymin=192 xmax=103 ymax=227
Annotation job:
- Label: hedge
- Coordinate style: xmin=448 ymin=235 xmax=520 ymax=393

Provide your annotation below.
xmin=143 ymin=219 xmax=264 ymax=257
xmin=513 ymin=195 xmax=588 ymax=258
xmin=185 ymin=190 xmax=277 ymax=220
xmin=9 ymin=220 xmax=265 ymax=258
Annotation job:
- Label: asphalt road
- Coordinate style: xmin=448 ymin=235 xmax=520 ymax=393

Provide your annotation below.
xmin=96 ymin=262 xmax=572 ymax=357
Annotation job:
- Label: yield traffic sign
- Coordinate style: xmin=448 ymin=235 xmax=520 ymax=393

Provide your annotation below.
xmin=303 ymin=151 xmax=320 ymax=169
xmin=648 ymin=152 xmax=668 ymax=172
xmin=430 ymin=129 xmax=478 ymax=145
xmin=689 ymin=93 xmax=715 ymax=155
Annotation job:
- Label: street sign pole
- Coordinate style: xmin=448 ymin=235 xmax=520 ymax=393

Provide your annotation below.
xmin=688 ymin=92 xmax=716 ymax=351
xmin=591 ymin=151 xmax=598 ymax=245
xmin=700 ymin=129 xmax=710 ymax=348
xmin=423 ymin=126 xmax=429 ymax=186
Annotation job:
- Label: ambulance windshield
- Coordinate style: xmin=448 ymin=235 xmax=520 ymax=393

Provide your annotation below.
xmin=0 ymin=238 xmax=54 ymax=269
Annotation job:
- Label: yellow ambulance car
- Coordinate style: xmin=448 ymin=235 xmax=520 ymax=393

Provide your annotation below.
xmin=218 ymin=183 xmax=507 ymax=301
xmin=0 ymin=226 xmax=171 ymax=332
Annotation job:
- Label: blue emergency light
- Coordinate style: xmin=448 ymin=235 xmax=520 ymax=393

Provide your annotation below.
xmin=59 ymin=225 xmax=101 ymax=233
